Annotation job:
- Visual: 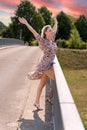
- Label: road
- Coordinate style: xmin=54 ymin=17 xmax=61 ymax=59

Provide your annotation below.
xmin=0 ymin=45 xmax=52 ymax=130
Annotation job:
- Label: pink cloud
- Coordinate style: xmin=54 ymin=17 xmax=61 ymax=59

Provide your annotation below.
xmin=0 ymin=0 xmax=87 ymax=26
xmin=60 ymin=0 xmax=75 ymax=6
xmin=29 ymin=0 xmax=87 ymax=17
xmin=53 ymin=0 xmax=87 ymax=17
xmin=0 ymin=0 xmax=19 ymax=7
xmin=0 ymin=5 xmax=14 ymax=14
xmin=64 ymin=4 xmax=87 ymax=17
xmin=29 ymin=0 xmax=61 ymax=16
xmin=0 ymin=0 xmax=20 ymax=14
xmin=1 ymin=0 xmax=87 ymax=17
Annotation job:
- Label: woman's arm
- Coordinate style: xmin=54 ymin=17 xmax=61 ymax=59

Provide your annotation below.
xmin=18 ymin=17 xmax=38 ymax=38
xmin=52 ymin=17 xmax=58 ymax=34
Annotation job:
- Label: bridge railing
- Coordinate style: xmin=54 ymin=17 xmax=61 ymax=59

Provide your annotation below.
xmin=52 ymin=56 xmax=85 ymax=130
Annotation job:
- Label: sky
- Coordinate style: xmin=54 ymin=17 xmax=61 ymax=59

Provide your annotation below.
xmin=0 ymin=0 xmax=87 ymax=26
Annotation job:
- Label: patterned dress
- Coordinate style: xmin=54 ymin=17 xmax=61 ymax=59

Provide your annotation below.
xmin=27 ymin=34 xmax=57 ymax=80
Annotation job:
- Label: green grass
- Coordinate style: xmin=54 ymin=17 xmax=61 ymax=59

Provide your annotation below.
xmin=57 ymin=48 xmax=87 ymax=129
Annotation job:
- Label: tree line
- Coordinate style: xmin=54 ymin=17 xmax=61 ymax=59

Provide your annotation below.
xmin=1 ymin=0 xmax=87 ymax=49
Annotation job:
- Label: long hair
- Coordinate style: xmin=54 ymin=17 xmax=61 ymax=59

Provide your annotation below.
xmin=41 ymin=25 xmax=51 ymax=38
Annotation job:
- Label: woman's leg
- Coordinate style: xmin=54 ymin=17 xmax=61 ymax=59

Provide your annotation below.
xmin=44 ymin=69 xmax=55 ymax=80
xmin=44 ymin=69 xmax=55 ymax=101
xmin=49 ymin=80 xmax=55 ymax=99
xmin=34 ymin=74 xmax=48 ymax=106
xmin=34 ymin=69 xmax=55 ymax=109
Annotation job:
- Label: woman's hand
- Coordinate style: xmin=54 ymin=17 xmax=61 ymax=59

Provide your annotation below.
xmin=53 ymin=17 xmax=57 ymax=24
xmin=52 ymin=16 xmax=58 ymax=34
xmin=18 ymin=17 xmax=28 ymax=26
xmin=18 ymin=17 xmax=38 ymax=37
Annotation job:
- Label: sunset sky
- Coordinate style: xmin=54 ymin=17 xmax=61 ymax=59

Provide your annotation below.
xmin=0 ymin=0 xmax=87 ymax=26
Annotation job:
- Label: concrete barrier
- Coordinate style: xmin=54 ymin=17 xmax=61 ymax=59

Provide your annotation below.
xmin=0 ymin=38 xmax=24 ymax=45
xmin=52 ymin=56 xmax=85 ymax=130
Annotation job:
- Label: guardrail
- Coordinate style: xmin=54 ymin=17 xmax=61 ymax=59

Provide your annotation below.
xmin=52 ymin=56 xmax=85 ymax=130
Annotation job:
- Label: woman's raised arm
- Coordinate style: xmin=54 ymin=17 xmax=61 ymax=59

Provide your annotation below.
xmin=18 ymin=17 xmax=38 ymax=38
xmin=52 ymin=17 xmax=58 ymax=34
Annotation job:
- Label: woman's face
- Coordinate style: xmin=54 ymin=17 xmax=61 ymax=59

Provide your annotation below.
xmin=45 ymin=27 xmax=54 ymax=40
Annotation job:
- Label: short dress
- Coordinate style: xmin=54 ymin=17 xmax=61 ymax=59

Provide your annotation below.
xmin=27 ymin=34 xmax=57 ymax=80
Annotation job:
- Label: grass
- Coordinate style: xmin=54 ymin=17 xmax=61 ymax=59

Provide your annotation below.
xmin=57 ymin=48 xmax=87 ymax=129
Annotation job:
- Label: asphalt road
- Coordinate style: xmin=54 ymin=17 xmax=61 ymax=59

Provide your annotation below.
xmin=0 ymin=45 xmax=44 ymax=130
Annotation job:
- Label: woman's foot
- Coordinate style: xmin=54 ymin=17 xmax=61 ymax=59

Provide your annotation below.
xmin=34 ymin=103 xmax=40 ymax=110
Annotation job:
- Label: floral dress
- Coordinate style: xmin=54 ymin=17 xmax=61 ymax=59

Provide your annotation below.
xmin=27 ymin=34 xmax=57 ymax=80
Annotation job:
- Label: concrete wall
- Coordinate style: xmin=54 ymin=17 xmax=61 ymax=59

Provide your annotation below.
xmin=52 ymin=56 xmax=85 ymax=130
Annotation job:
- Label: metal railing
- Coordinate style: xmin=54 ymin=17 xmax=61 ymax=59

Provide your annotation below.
xmin=52 ymin=56 xmax=85 ymax=130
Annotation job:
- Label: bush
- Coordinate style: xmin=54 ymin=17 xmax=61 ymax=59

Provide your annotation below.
xmin=24 ymin=41 xmax=29 ymax=46
xmin=80 ymin=42 xmax=87 ymax=49
xmin=31 ymin=40 xmax=38 ymax=46
xmin=67 ymin=28 xmax=82 ymax=49
xmin=56 ymin=39 xmax=68 ymax=48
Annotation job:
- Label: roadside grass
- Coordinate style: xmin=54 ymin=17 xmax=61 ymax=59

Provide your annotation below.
xmin=57 ymin=48 xmax=87 ymax=129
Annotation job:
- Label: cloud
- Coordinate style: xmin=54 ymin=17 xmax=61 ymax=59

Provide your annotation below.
xmin=1 ymin=0 xmax=87 ymax=16
xmin=0 ymin=0 xmax=87 ymax=26
xmin=29 ymin=0 xmax=87 ymax=16
xmin=0 ymin=13 xmax=11 ymax=26
xmin=0 ymin=0 xmax=19 ymax=26
xmin=52 ymin=0 xmax=87 ymax=17
xmin=0 ymin=0 xmax=19 ymax=15
xmin=0 ymin=0 xmax=19 ymax=7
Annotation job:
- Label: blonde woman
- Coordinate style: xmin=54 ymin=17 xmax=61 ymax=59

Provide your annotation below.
xmin=18 ymin=16 xmax=58 ymax=109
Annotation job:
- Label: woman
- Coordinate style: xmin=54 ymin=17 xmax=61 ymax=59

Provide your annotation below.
xmin=18 ymin=16 xmax=58 ymax=109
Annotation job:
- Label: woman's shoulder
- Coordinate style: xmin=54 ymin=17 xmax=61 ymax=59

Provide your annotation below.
xmin=36 ymin=34 xmax=49 ymax=44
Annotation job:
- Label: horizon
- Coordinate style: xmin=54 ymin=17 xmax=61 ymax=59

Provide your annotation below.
xmin=0 ymin=0 xmax=87 ymax=26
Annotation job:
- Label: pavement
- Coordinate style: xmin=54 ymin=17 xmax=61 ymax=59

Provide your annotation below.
xmin=0 ymin=45 xmax=21 ymax=50
xmin=0 ymin=45 xmax=53 ymax=130
xmin=17 ymin=79 xmax=53 ymax=130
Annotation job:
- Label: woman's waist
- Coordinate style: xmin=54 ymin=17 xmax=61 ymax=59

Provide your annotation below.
xmin=42 ymin=54 xmax=55 ymax=59
xmin=41 ymin=57 xmax=54 ymax=64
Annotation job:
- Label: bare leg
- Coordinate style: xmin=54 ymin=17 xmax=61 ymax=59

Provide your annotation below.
xmin=49 ymin=81 xmax=55 ymax=99
xmin=34 ymin=69 xmax=55 ymax=108
xmin=44 ymin=69 xmax=55 ymax=80
xmin=44 ymin=69 xmax=55 ymax=102
xmin=34 ymin=74 xmax=48 ymax=106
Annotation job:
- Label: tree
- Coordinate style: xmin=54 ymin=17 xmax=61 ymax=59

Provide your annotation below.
xmin=68 ymin=28 xmax=82 ymax=49
xmin=57 ymin=11 xmax=72 ymax=40
xmin=2 ymin=0 xmax=45 ymax=44
xmin=0 ymin=22 xmax=6 ymax=30
xmin=75 ymin=15 xmax=87 ymax=42
xmin=14 ymin=0 xmax=45 ymax=43
xmin=38 ymin=6 xmax=52 ymax=25
xmin=0 ymin=22 xmax=7 ymax=36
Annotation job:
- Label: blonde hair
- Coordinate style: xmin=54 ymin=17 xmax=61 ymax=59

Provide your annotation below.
xmin=41 ymin=25 xmax=51 ymax=38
